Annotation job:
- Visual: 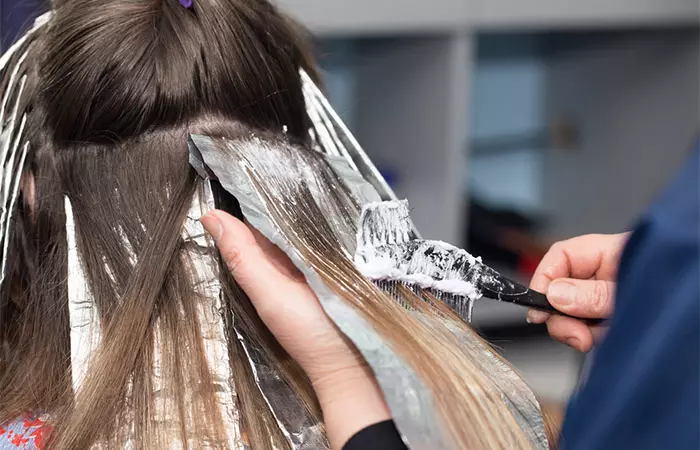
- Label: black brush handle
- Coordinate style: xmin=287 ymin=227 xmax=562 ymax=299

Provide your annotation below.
xmin=508 ymin=289 xmax=606 ymax=326
xmin=474 ymin=263 xmax=606 ymax=326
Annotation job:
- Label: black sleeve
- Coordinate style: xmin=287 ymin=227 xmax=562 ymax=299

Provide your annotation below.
xmin=342 ymin=420 xmax=408 ymax=450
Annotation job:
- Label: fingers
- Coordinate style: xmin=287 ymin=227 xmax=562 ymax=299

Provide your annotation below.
xmin=526 ymin=310 xmax=551 ymax=324
xmin=545 ymin=315 xmax=598 ymax=352
xmin=200 ymin=210 xmax=312 ymax=310
xmin=545 ymin=314 xmax=608 ymax=352
xmin=527 ymin=277 xmax=614 ymax=320
xmin=546 ymin=278 xmax=616 ymax=318
xmin=527 ymin=277 xmax=615 ymax=351
xmin=530 ymin=233 xmax=629 ymax=294
xmin=200 ymin=210 xmax=265 ymax=290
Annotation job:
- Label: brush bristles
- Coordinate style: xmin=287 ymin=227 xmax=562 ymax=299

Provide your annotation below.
xmin=375 ymin=279 xmax=475 ymax=323
xmin=357 ymin=200 xmax=416 ymax=249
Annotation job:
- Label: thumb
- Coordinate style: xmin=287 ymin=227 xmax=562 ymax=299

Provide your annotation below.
xmin=547 ymin=278 xmax=616 ymax=319
xmin=200 ymin=209 xmax=274 ymax=298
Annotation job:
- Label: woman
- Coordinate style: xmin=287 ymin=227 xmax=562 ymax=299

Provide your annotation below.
xmin=0 ymin=0 xmax=553 ymax=448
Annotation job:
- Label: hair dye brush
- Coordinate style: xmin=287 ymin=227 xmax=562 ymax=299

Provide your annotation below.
xmin=354 ymin=200 xmax=604 ymax=325
xmin=300 ymin=69 xmax=598 ymax=326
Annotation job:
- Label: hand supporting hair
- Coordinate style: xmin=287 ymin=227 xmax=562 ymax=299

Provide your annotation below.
xmin=201 ymin=210 xmax=392 ymax=450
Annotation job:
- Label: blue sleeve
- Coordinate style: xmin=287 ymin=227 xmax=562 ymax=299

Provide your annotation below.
xmin=560 ymin=143 xmax=700 ymax=450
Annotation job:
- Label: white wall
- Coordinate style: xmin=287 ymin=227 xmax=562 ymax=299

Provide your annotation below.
xmin=316 ymin=40 xmax=358 ymax=130
xmin=354 ymin=36 xmax=472 ymax=244
xmin=274 ymin=0 xmax=698 ymax=35
xmin=474 ymin=0 xmax=699 ymax=29
xmin=469 ymin=56 xmax=547 ymax=214
xmin=543 ymin=29 xmax=699 ymax=239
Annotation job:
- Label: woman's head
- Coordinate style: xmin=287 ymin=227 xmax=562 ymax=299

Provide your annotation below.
xmin=41 ymin=0 xmax=313 ymax=144
xmin=2 ymin=1 xmax=323 ymax=449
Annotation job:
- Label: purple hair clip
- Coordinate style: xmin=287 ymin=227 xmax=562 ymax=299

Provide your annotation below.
xmin=179 ymin=0 xmax=193 ymax=8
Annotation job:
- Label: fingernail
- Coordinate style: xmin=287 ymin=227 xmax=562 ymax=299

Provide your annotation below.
xmin=200 ymin=213 xmax=223 ymax=243
xmin=548 ymin=280 xmax=577 ymax=306
xmin=566 ymin=338 xmax=581 ymax=351
xmin=527 ymin=310 xmax=549 ymax=324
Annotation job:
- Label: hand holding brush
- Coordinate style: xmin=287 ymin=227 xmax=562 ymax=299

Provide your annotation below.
xmin=354 ymin=201 xmax=614 ymax=341
xmin=528 ymin=233 xmax=629 ymax=352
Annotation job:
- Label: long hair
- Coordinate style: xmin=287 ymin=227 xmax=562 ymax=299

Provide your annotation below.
xmin=0 ymin=1 xmax=553 ymax=449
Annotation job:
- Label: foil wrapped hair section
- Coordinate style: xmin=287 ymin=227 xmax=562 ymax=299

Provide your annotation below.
xmin=189 ymin=134 xmax=452 ymax=450
xmin=0 ymin=13 xmax=51 ymax=291
xmin=65 ymin=185 xmax=246 ymax=449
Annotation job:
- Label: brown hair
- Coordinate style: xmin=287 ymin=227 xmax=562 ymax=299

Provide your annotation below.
xmin=0 ymin=1 xmax=553 ymax=449
xmin=2 ymin=1 xmax=320 ymax=449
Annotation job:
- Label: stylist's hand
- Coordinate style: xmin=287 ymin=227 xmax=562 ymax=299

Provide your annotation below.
xmin=528 ymin=233 xmax=629 ymax=352
xmin=201 ymin=210 xmax=390 ymax=449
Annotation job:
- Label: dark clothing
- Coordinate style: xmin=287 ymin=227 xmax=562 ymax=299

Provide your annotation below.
xmin=561 ymin=143 xmax=700 ymax=450
xmin=342 ymin=420 xmax=406 ymax=450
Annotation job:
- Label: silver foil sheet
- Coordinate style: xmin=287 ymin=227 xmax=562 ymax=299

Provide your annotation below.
xmin=234 ymin=327 xmax=328 ymax=450
xmin=188 ymin=146 xmax=328 ymax=449
xmin=183 ymin=181 xmax=244 ymax=449
xmin=189 ymin=134 xmax=449 ymax=450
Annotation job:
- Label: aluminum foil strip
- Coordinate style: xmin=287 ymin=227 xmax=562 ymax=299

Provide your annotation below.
xmin=182 ymin=181 xmax=244 ymax=449
xmin=0 ymin=12 xmax=49 ymax=76
xmin=323 ymin=154 xmax=381 ymax=207
xmin=234 ymin=327 xmax=328 ymax=450
xmin=0 ymin=11 xmax=48 ymax=291
xmin=299 ymin=70 xmax=406 ymax=210
xmin=189 ymin=134 xmax=449 ymax=450
xmin=66 ymin=196 xmax=103 ymax=392
xmin=0 ymin=97 xmax=28 ymax=289
xmin=190 ymin=140 xmax=331 ymax=450
xmin=66 ymin=184 xmax=246 ymax=449
xmin=0 ymin=140 xmax=28 ymax=285
xmin=441 ymin=318 xmax=549 ymax=449
xmin=0 ymin=49 xmax=30 ymax=126
xmin=478 ymin=346 xmax=549 ymax=449
xmin=301 ymin=79 xmax=351 ymax=164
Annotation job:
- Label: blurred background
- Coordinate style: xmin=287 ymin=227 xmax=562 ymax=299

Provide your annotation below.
xmin=3 ymin=0 xmax=699 ymax=423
